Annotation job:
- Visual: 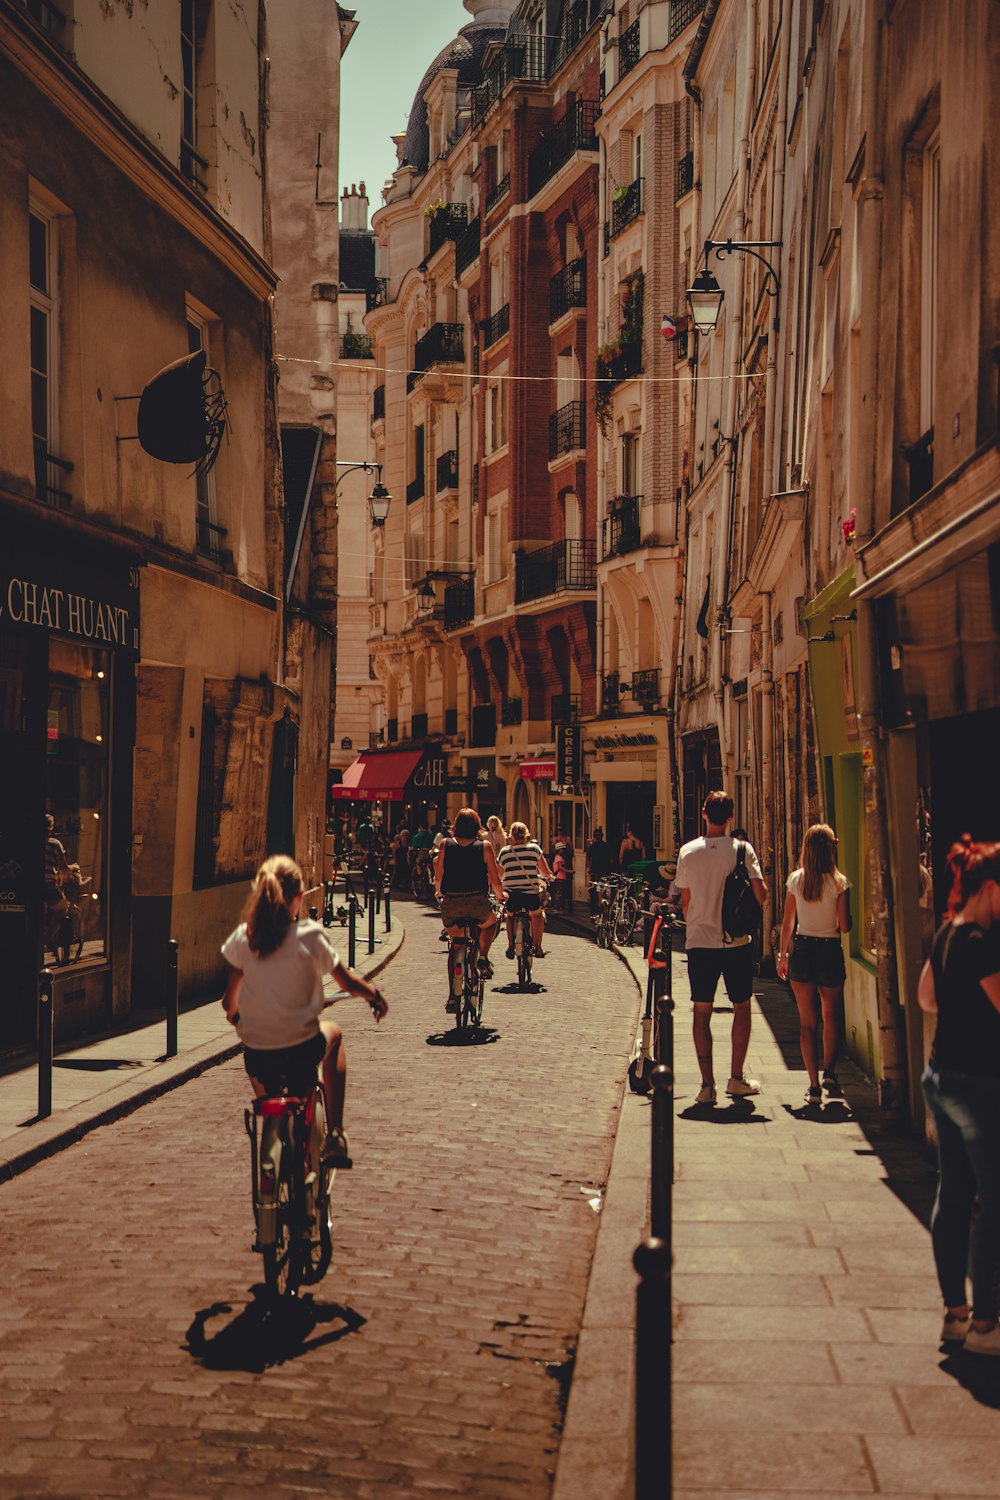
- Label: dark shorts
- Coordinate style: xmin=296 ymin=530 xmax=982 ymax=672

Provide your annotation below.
xmin=243 ymin=1030 xmax=326 ymax=1092
xmin=506 ymin=890 xmax=542 ymax=913
xmin=687 ymin=944 xmax=754 ymax=1005
xmin=788 ymin=935 xmax=846 ymax=988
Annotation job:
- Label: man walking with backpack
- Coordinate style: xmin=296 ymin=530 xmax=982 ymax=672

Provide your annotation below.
xmin=674 ymin=790 xmax=768 ymax=1105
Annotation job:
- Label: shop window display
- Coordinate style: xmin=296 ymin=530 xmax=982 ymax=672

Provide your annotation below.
xmin=43 ymin=641 xmax=110 ymax=965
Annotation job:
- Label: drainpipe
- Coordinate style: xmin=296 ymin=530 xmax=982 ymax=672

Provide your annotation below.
xmin=712 ymin=1 xmax=757 ymax=786
xmin=595 ymin=121 xmax=609 ymax=702
xmin=760 ymin=589 xmax=775 ymax=945
xmin=854 ymin=0 xmax=906 ymax=1115
xmin=764 ymin=1 xmax=791 ymax=499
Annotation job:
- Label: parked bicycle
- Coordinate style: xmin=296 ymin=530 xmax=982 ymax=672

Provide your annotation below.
xmin=591 ymin=873 xmax=641 ymax=947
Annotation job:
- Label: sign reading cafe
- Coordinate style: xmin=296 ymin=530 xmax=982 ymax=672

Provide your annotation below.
xmin=0 ymin=558 xmax=141 ymax=655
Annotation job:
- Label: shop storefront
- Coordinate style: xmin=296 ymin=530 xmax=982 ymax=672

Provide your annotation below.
xmin=0 ymin=514 xmax=140 ymax=1053
xmin=585 ymin=723 xmax=670 ymax=862
xmin=330 ymin=744 xmax=448 ymax=833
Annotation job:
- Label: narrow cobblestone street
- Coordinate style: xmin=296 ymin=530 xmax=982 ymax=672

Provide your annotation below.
xmin=0 ymin=906 xmax=640 ymax=1500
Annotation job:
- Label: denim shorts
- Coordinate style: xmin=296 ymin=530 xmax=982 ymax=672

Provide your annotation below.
xmin=788 ymin=935 xmax=846 ymax=987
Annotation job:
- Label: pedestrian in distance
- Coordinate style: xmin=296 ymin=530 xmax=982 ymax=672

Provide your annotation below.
xmin=585 ymin=826 xmax=614 ymax=913
xmin=619 ymin=825 xmax=646 ymax=870
xmin=221 ymin=854 xmax=388 ymax=1169
xmin=485 ymin=815 xmax=508 ymax=857
xmin=777 ymin=824 xmax=852 ymax=1107
xmin=917 ymin=835 xmax=1000 ymax=1356
xmin=674 ymin=790 xmax=768 ymax=1104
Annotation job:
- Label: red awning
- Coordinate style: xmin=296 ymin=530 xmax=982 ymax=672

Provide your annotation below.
xmin=519 ymin=758 xmax=557 ymax=780
xmin=330 ymin=749 xmax=424 ymax=802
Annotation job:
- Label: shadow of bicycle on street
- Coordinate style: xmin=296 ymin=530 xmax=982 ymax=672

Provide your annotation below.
xmin=183 ymin=1291 xmax=367 ymax=1371
xmin=425 ymin=1024 xmax=501 ymax=1047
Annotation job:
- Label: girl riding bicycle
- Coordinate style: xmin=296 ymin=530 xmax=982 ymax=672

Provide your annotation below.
xmin=221 ymin=854 xmax=388 ymax=1168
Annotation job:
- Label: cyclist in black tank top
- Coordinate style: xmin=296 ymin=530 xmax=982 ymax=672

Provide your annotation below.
xmin=434 ymin=807 xmax=506 ymax=974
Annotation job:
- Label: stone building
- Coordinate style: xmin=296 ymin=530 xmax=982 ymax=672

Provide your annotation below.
xmin=0 ymin=0 xmax=282 ymax=1049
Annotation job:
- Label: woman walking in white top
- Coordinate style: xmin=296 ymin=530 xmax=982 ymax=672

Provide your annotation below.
xmin=485 ymin=815 xmax=508 ymax=857
xmin=777 ymin=824 xmax=852 ymax=1107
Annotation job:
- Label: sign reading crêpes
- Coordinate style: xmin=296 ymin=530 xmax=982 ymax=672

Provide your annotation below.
xmin=0 ymin=559 xmax=141 ymax=655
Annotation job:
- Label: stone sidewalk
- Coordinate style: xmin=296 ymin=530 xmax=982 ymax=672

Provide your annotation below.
xmin=0 ymin=913 xmax=403 ymax=1185
xmin=557 ymin=928 xmax=1000 ymax=1500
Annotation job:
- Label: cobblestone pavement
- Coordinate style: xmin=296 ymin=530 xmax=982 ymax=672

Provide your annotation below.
xmin=0 ymin=902 xmax=640 ymax=1500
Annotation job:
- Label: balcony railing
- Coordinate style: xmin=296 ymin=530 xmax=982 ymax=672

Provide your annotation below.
xmin=455 ymin=216 xmax=481 ymax=277
xmin=472 ymin=35 xmax=549 ymax=129
xmin=340 ymin=331 xmax=373 ymax=359
xmin=366 ymin=277 xmax=390 ymax=312
xmin=483 ymin=303 xmax=510 ymax=348
xmin=549 ymin=400 xmax=585 ymax=460
xmin=631 ymin=667 xmax=660 ymax=703
xmin=611 ymin=177 xmax=643 ymax=237
xmin=527 ymin=100 xmax=600 ymax=199
xmin=406 ymin=476 xmax=425 ymax=504
xmin=486 ymin=173 xmax=511 ymax=214
xmin=501 ymin=697 xmax=523 ymax=726
xmin=515 ymin=539 xmax=596 ymax=604
xmin=596 ymin=339 xmax=644 ymax=393
xmin=196 ymin=516 xmax=230 ymax=566
xmin=428 ymin=203 xmax=468 ymax=258
xmin=436 ymin=449 xmax=459 ymax=492
xmin=602 ymin=671 xmax=621 ymax=713
xmin=32 ymin=441 xmax=73 ymax=507
xmin=373 ymin=384 xmax=385 ymax=421
xmin=603 ymin=494 xmax=642 ymax=558
xmin=618 ymin=17 xmax=641 ymax=80
xmin=670 ymin=0 xmax=707 ymax=42
xmin=677 ymin=150 xmax=695 ymax=198
xmin=550 ymin=258 xmax=587 ymax=323
xmin=413 ymin=322 xmax=464 ymax=373
xmin=550 ymin=692 xmax=581 ymax=733
xmin=444 ymin=578 xmax=475 ymax=630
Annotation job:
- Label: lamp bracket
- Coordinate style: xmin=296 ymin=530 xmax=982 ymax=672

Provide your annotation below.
xmin=807 ymin=631 xmax=836 ymax=644
xmin=704 ymin=239 xmax=782 ymax=298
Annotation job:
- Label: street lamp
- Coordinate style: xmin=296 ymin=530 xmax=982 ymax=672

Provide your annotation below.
xmin=414 ymin=567 xmax=475 ymax=606
xmin=685 ymin=238 xmax=783 ymax=335
xmin=335 ymin=459 xmax=392 ymax=526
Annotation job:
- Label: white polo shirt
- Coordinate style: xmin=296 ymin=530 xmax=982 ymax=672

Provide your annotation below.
xmin=674 ymin=835 xmax=763 ymax=950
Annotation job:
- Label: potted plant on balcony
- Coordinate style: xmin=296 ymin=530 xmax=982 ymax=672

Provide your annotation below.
xmin=595 ymin=339 xmax=622 ymax=435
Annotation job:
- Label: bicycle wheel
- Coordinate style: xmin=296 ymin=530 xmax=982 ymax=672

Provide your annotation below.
xmin=614 ymin=896 xmax=639 ymax=946
xmin=262 ymin=1131 xmax=299 ymax=1300
xmin=450 ymin=942 xmax=468 ymax=1032
xmin=300 ymin=1093 xmax=334 ymax=1285
xmin=463 ymin=962 xmax=484 ymax=1030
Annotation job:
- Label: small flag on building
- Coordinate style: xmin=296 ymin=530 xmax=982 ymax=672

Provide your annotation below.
xmin=660 ymin=312 xmax=679 ymax=339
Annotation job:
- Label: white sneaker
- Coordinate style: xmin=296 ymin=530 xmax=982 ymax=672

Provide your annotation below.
xmin=941 ymin=1311 xmax=972 ymax=1343
xmin=695 ymin=1083 xmax=717 ymax=1106
xmin=726 ymin=1076 xmax=761 ymax=1098
xmin=965 ymin=1323 xmax=1000 ymax=1356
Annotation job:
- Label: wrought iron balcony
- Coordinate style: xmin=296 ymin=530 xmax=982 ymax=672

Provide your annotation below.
xmin=485 ymin=173 xmax=511 ymax=214
xmin=550 ymin=258 xmax=587 ymax=323
xmin=406 ymin=475 xmax=425 ymax=504
xmin=550 ymin=692 xmax=581 ymax=734
xmin=603 ymin=494 xmax=642 ymax=558
xmin=455 ymin=216 xmax=481 ymax=277
xmin=340 ymin=331 xmax=373 ymax=359
xmin=631 ymin=667 xmax=660 ymax=703
xmin=670 ymin=0 xmax=707 ymax=42
xmin=471 ymin=35 xmax=549 ymax=129
xmin=618 ymin=17 xmax=641 ymax=80
xmin=677 ymin=150 xmax=695 ymax=198
xmin=483 ymin=303 xmax=510 ymax=348
xmin=444 ymin=578 xmax=475 ymax=630
xmin=515 ymin=539 xmax=596 ymax=604
xmin=428 ymin=203 xmax=469 ymax=258
xmin=527 ymin=100 xmax=600 ymax=199
xmin=611 ymin=177 xmax=643 ymax=237
xmin=373 ymin=384 xmax=385 ymax=421
xmin=595 ymin=339 xmax=644 ymax=393
xmin=602 ymin=671 xmax=621 ymax=714
xmin=549 ymin=400 xmax=585 ymax=460
xmin=413 ymin=322 xmax=464 ymax=374
xmin=501 ymin=697 xmax=523 ymax=726
xmin=436 ymin=449 xmax=459 ymax=492
xmin=366 ymin=277 xmax=390 ymax=312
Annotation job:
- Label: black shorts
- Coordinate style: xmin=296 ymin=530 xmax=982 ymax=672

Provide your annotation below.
xmin=243 ymin=1030 xmax=326 ymax=1092
xmin=686 ymin=945 xmax=754 ymax=1005
xmin=788 ymin=936 xmax=846 ymax=988
xmin=506 ymin=891 xmax=542 ymax=913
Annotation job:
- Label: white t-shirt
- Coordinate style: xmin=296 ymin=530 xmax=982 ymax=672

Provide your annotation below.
xmin=787 ymin=869 xmax=850 ymax=938
xmin=674 ymin=835 xmax=764 ymax=950
xmin=221 ymin=918 xmax=341 ymax=1050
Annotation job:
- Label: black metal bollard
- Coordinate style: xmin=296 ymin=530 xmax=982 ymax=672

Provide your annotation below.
xmin=166 ymin=938 xmax=179 ymax=1058
xmin=368 ymin=891 xmax=376 ymax=954
xmin=634 ymin=1236 xmax=672 ymax=1500
xmin=649 ymin=1063 xmax=674 ymax=1240
xmin=38 ymin=969 xmax=54 ymax=1120
xmin=383 ymin=877 xmax=392 ymax=934
xmin=309 ymin=905 xmax=318 ymax=921
xmin=348 ymin=896 xmax=358 ymax=969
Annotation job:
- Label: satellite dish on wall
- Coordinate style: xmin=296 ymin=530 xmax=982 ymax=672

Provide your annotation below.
xmin=137 ymin=349 xmax=229 ymax=476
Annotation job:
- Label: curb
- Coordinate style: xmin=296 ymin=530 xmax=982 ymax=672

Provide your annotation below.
xmin=0 ymin=923 xmax=405 ymax=1187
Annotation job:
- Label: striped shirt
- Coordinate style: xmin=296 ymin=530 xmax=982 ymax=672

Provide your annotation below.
xmin=499 ymin=841 xmax=544 ymax=892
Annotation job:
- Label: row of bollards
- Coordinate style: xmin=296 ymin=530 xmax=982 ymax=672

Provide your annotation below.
xmin=634 ymin=922 xmax=675 ymax=1500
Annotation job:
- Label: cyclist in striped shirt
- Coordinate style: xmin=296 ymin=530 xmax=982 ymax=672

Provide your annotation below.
xmin=498 ymin=822 xmax=554 ymax=960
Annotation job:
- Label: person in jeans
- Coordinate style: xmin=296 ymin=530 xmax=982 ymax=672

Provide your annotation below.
xmin=777 ymin=824 xmax=852 ymax=1106
xmin=434 ymin=807 xmax=505 ymax=1010
xmin=674 ymin=790 xmax=768 ymax=1105
xmin=917 ymin=836 xmax=1000 ymax=1355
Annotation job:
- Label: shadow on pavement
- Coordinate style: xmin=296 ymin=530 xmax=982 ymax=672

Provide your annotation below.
xmin=184 ymin=1293 xmax=366 ymax=1371
xmin=425 ymin=1026 xmax=501 ymax=1047
xmin=677 ymin=1100 xmax=768 ymax=1125
xmin=53 ymin=1057 xmax=145 ymax=1072
xmin=782 ymin=1100 xmax=854 ymax=1124
xmin=938 ymin=1350 xmax=1000 ymax=1409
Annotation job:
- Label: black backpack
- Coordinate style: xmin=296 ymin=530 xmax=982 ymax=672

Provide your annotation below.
xmin=721 ymin=842 xmax=757 ymax=943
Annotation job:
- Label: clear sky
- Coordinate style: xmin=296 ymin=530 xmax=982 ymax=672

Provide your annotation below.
xmin=340 ymin=0 xmax=472 ymax=216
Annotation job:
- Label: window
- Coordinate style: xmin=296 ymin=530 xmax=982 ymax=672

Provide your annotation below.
xmin=186 ymin=313 xmax=221 ymax=561
xmin=920 ymin=130 xmax=940 ymax=437
xmin=621 ymin=431 xmax=639 ymax=494
xmin=564 ymin=491 xmax=581 ymax=541
xmin=180 ymin=0 xmax=210 ymax=187
xmin=485 ymin=504 xmax=505 ymax=584
xmin=29 ymin=208 xmax=62 ymax=504
xmin=486 ymin=381 xmax=507 ymax=453
xmin=632 ymin=130 xmax=643 ymax=186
